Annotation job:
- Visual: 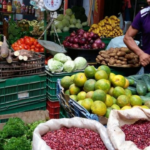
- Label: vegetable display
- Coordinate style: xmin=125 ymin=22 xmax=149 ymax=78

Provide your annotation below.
xmin=0 ymin=117 xmax=45 ymax=150
xmin=63 ymin=29 xmax=105 ymax=49
xmin=50 ymin=8 xmax=87 ymax=34
xmin=96 ymin=47 xmax=140 ymax=67
xmin=60 ymin=65 xmax=150 ymax=119
xmin=47 ymin=53 xmax=87 ymax=73
xmin=11 ymin=36 xmax=44 ymax=53
xmin=42 ymin=127 xmax=107 ymax=150
xmin=89 ymin=16 xmax=123 ymax=38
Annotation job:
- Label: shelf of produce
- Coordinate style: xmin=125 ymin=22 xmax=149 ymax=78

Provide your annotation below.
xmin=0 ymin=11 xmax=34 ymax=16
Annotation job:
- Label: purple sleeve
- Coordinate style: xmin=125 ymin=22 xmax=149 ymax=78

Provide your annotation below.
xmin=132 ymin=12 xmax=142 ymax=31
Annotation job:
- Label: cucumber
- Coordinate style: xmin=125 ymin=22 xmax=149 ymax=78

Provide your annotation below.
xmin=140 ymin=96 xmax=150 ymax=104
xmin=136 ymin=80 xmax=147 ymax=96
xmin=126 ymin=78 xmax=135 ymax=86
xmin=146 ymin=93 xmax=150 ymax=97
xmin=128 ymin=75 xmax=143 ymax=80
xmin=142 ymin=75 xmax=150 ymax=92
xmin=127 ymin=86 xmax=137 ymax=95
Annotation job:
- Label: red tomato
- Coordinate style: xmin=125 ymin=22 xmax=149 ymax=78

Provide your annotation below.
xmin=20 ymin=38 xmax=25 ymax=44
xmin=31 ymin=49 xmax=35 ymax=52
xmin=33 ymin=40 xmax=38 ymax=45
xmin=45 ymin=59 xmax=48 ymax=65
xmin=31 ymin=45 xmax=35 ymax=49
xmin=19 ymin=45 xmax=23 ymax=49
xmin=35 ymin=48 xmax=40 ymax=52
xmin=21 ymin=44 xmax=25 ymax=49
xmin=30 ymin=37 xmax=36 ymax=43
xmin=40 ymin=48 xmax=44 ymax=53
xmin=25 ymin=38 xmax=32 ymax=45
xmin=24 ymin=45 xmax=28 ymax=50
xmin=36 ymin=44 xmax=41 ymax=48
xmin=24 ymin=36 xmax=29 ymax=39
xmin=17 ymin=40 xmax=22 ymax=45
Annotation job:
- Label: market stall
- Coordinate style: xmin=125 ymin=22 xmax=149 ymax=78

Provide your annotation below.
xmin=0 ymin=0 xmax=150 ymax=149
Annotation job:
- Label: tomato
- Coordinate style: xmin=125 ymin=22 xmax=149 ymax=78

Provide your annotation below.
xmin=40 ymin=48 xmax=44 ymax=53
xmin=31 ymin=49 xmax=35 ymax=52
xmin=33 ymin=40 xmax=38 ymax=45
xmin=25 ymin=38 xmax=31 ymax=45
xmin=24 ymin=36 xmax=29 ymax=39
xmin=36 ymin=44 xmax=41 ymax=48
xmin=31 ymin=45 xmax=35 ymax=49
xmin=35 ymin=48 xmax=40 ymax=52
xmin=24 ymin=45 xmax=28 ymax=50
xmin=19 ymin=45 xmax=23 ymax=49
xmin=17 ymin=40 xmax=22 ymax=45
xmin=30 ymin=37 xmax=36 ymax=43
xmin=21 ymin=44 xmax=25 ymax=49
xmin=45 ymin=59 xmax=48 ymax=65
xmin=20 ymin=38 xmax=25 ymax=44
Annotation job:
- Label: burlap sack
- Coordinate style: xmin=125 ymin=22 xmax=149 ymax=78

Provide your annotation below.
xmin=32 ymin=117 xmax=114 ymax=150
xmin=107 ymin=108 xmax=150 ymax=150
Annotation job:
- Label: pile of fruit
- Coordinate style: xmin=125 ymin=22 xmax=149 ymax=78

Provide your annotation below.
xmin=63 ymin=29 xmax=105 ymax=49
xmin=11 ymin=36 xmax=44 ymax=53
xmin=61 ymin=65 xmax=149 ymax=118
xmin=50 ymin=8 xmax=87 ymax=34
xmin=96 ymin=47 xmax=140 ymax=67
xmin=89 ymin=16 xmax=123 ymax=38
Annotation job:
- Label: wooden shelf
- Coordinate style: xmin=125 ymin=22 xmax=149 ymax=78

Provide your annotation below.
xmin=0 ymin=11 xmax=34 ymax=16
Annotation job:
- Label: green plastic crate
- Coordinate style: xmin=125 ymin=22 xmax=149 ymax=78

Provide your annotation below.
xmin=0 ymin=99 xmax=46 ymax=115
xmin=0 ymin=74 xmax=46 ymax=109
xmin=46 ymin=70 xmax=82 ymax=100
xmin=101 ymin=38 xmax=112 ymax=49
xmin=59 ymin=106 xmax=68 ymax=118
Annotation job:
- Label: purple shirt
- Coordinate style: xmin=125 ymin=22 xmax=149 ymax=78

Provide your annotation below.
xmin=132 ymin=6 xmax=150 ymax=54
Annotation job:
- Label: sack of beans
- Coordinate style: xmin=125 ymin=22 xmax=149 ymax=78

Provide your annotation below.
xmin=32 ymin=117 xmax=114 ymax=150
xmin=107 ymin=107 xmax=150 ymax=150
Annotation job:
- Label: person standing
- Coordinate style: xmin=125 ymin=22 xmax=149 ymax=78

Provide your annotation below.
xmin=124 ymin=0 xmax=150 ymax=73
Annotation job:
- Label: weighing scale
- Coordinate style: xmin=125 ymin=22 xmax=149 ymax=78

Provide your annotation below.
xmin=31 ymin=0 xmax=66 ymax=54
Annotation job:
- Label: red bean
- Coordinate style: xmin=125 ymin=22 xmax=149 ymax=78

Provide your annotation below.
xmin=121 ymin=120 xmax=150 ymax=149
xmin=42 ymin=127 xmax=107 ymax=150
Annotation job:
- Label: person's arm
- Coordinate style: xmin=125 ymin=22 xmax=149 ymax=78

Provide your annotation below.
xmin=124 ymin=26 xmax=150 ymax=67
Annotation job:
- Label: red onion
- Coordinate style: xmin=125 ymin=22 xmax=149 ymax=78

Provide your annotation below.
xmin=89 ymin=32 xmax=94 ymax=38
xmin=65 ymin=36 xmax=70 ymax=41
xmin=64 ymin=42 xmax=70 ymax=47
xmin=77 ymin=29 xmax=84 ymax=35
xmin=69 ymin=37 xmax=74 ymax=43
xmin=92 ymin=43 xmax=99 ymax=49
xmin=101 ymin=42 xmax=106 ymax=49
xmin=83 ymin=32 xmax=88 ymax=39
xmin=93 ymin=34 xmax=99 ymax=39
xmin=70 ymin=32 xmax=76 ymax=37
xmin=87 ymin=44 xmax=92 ymax=49
xmin=73 ymin=44 xmax=79 ymax=48
xmin=95 ymin=38 xmax=102 ymax=45
xmin=73 ymin=37 xmax=79 ymax=44
xmin=79 ymin=38 xmax=86 ymax=45
xmin=89 ymin=39 xmax=94 ymax=44
xmin=87 ymin=37 xmax=92 ymax=41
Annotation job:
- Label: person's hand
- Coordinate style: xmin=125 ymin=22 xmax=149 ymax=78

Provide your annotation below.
xmin=139 ymin=52 xmax=150 ymax=67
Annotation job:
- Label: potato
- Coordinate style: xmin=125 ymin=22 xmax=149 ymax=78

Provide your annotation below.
xmin=121 ymin=61 xmax=127 ymax=65
xmin=117 ymin=51 xmax=126 ymax=56
xmin=101 ymin=61 xmax=107 ymax=65
xmin=101 ymin=54 xmax=110 ymax=58
xmin=109 ymin=58 xmax=116 ymax=65
xmin=105 ymin=58 xmax=110 ymax=63
xmin=99 ymin=51 xmax=105 ymax=55
xmin=120 ymin=47 xmax=130 ymax=53
xmin=116 ymin=60 xmax=122 ymax=64
xmin=96 ymin=58 xmax=100 ymax=64
xmin=109 ymin=53 xmax=116 ymax=57
xmin=115 ymin=56 xmax=118 ymax=59
xmin=97 ymin=55 xmax=104 ymax=61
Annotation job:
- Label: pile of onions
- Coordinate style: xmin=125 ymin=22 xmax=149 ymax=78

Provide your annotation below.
xmin=63 ymin=29 xmax=105 ymax=50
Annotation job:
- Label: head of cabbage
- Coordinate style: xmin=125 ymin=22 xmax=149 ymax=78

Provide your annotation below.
xmin=54 ymin=53 xmax=68 ymax=63
xmin=63 ymin=60 xmax=75 ymax=73
xmin=48 ymin=59 xmax=63 ymax=73
xmin=74 ymin=57 xmax=87 ymax=70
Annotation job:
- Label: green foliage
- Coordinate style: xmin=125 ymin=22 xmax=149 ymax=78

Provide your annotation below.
xmin=26 ymin=120 xmax=45 ymax=140
xmin=3 ymin=137 xmax=31 ymax=150
xmin=2 ymin=118 xmax=28 ymax=138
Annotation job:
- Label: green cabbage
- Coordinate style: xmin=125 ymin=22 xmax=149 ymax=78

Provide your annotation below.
xmin=57 ymin=14 xmax=64 ymax=21
xmin=74 ymin=57 xmax=87 ymax=70
xmin=54 ymin=53 xmax=68 ymax=63
xmin=63 ymin=27 xmax=69 ymax=32
xmin=63 ymin=60 xmax=75 ymax=73
xmin=48 ymin=59 xmax=63 ymax=73
xmin=66 ymin=56 xmax=72 ymax=61
xmin=65 ymin=9 xmax=73 ymax=16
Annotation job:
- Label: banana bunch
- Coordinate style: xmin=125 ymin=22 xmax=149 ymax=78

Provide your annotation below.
xmin=89 ymin=16 xmax=123 ymax=38
xmin=27 ymin=20 xmax=38 ymax=26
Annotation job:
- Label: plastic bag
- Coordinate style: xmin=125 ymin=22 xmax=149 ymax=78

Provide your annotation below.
xmin=32 ymin=117 xmax=114 ymax=150
xmin=107 ymin=108 xmax=150 ymax=150
xmin=106 ymin=35 xmax=140 ymax=50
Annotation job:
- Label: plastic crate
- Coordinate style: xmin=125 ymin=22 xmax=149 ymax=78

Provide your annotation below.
xmin=0 ymin=74 xmax=46 ymax=109
xmin=101 ymin=38 xmax=112 ymax=49
xmin=57 ymin=79 xmax=100 ymax=121
xmin=46 ymin=70 xmax=83 ymax=100
xmin=0 ymin=99 xmax=46 ymax=115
